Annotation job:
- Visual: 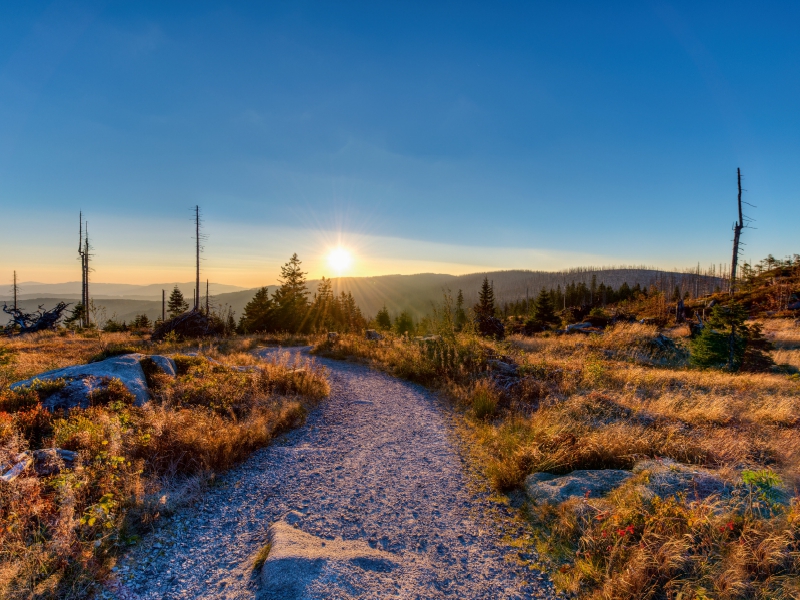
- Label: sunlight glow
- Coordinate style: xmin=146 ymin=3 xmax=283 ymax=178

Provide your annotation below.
xmin=327 ymin=247 xmax=354 ymax=275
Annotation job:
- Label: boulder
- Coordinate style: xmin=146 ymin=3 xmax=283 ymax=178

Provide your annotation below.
xmin=32 ymin=448 xmax=78 ymax=476
xmin=260 ymin=519 xmax=398 ymax=599
xmin=145 ymin=355 xmax=177 ymax=377
xmin=0 ymin=454 xmax=33 ymax=483
xmin=525 ymin=469 xmax=634 ymax=505
xmin=10 ymin=353 xmax=175 ymax=411
xmin=475 ymin=315 xmax=505 ymax=339
xmin=633 ymin=459 xmax=730 ymax=501
xmin=487 ymin=359 xmax=518 ymax=376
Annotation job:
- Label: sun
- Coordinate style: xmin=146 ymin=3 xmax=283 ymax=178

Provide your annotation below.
xmin=327 ymin=247 xmax=353 ymax=275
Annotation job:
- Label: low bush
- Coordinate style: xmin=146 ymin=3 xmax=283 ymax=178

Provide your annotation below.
xmin=532 ymin=473 xmax=800 ymax=599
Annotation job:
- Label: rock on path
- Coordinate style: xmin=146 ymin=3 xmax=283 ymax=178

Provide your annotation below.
xmin=105 ymin=349 xmax=554 ymax=599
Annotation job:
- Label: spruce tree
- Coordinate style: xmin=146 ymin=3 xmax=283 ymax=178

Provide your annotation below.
xmin=394 ymin=310 xmax=414 ymax=335
xmin=308 ymin=277 xmax=332 ymax=332
xmin=167 ymin=285 xmax=189 ymax=318
xmin=531 ymin=287 xmax=558 ymax=328
xmin=132 ymin=313 xmax=151 ymax=329
xmin=454 ymin=289 xmax=467 ymax=331
xmin=475 ymin=277 xmax=496 ymax=318
xmin=239 ymin=287 xmax=273 ymax=333
xmin=64 ymin=303 xmax=86 ymax=328
xmin=689 ymin=303 xmax=771 ymax=371
xmin=375 ymin=304 xmax=392 ymax=330
xmin=272 ymin=253 xmax=309 ymax=332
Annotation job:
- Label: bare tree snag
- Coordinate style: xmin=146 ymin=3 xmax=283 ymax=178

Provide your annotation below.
xmin=3 ymin=302 xmax=69 ymax=335
xmin=728 ymin=168 xmax=745 ymax=370
xmin=195 ymin=205 xmax=201 ymax=311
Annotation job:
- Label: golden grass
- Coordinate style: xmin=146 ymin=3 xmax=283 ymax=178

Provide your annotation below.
xmin=758 ymin=318 xmax=800 ymax=350
xmin=0 ymin=332 xmax=328 ymax=599
xmin=313 ymin=321 xmax=800 ymax=598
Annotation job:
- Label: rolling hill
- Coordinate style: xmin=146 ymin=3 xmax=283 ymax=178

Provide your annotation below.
xmin=3 ymin=268 xmax=720 ymax=327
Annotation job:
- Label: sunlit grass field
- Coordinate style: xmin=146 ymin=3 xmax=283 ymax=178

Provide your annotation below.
xmin=314 ymin=321 xmax=800 ymax=599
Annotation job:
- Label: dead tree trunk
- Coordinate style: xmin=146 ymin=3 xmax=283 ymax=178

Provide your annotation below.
xmin=78 ymin=214 xmax=91 ymax=327
xmin=728 ymin=168 xmax=745 ymax=370
xmin=3 ymin=303 xmax=69 ymax=335
xmin=12 ymin=271 xmax=18 ymax=312
xmin=195 ymin=205 xmax=200 ymax=311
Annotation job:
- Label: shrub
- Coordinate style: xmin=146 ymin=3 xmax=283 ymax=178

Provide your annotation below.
xmin=690 ymin=303 xmax=774 ymax=372
xmin=0 ymin=378 xmax=66 ymax=413
xmin=88 ymin=378 xmax=136 ymax=407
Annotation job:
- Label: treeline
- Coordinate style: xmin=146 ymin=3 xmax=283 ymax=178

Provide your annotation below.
xmin=238 ymin=254 xmax=367 ymax=334
xmin=499 ymin=277 xmax=674 ymax=317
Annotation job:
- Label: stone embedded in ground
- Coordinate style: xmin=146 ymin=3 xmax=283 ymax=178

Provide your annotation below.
xmin=632 ymin=458 xmax=730 ymax=501
xmin=260 ymin=520 xmax=399 ymax=599
xmin=525 ymin=469 xmax=634 ymax=505
xmin=145 ymin=355 xmax=177 ymax=377
xmin=11 ymin=353 xmax=176 ymax=411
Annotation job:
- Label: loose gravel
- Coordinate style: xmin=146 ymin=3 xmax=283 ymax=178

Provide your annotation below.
xmin=104 ymin=348 xmax=555 ymax=599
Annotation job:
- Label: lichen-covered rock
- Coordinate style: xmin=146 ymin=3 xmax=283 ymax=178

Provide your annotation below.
xmin=10 ymin=353 xmax=176 ymax=411
xmin=633 ymin=458 xmax=730 ymax=501
xmin=525 ymin=469 xmax=634 ymax=505
xmin=146 ymin=354 xmax=177 ymax=377
xmin=260 ymin=519 xmax=398 ymax=598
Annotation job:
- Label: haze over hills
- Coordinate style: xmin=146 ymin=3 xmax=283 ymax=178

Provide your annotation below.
xmin=0 ymin=282 xmax=248 ymax=301
xmin=3 ymin=267 xmax=721 ymax=326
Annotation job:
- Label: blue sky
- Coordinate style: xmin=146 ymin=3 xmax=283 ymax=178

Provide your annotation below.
xmin=1 ymin=1 xmax=798 ymax=285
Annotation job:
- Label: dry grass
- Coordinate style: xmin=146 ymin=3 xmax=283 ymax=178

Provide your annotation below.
xmin=314 ymin=321 xmax=800 ymax=598
xmin=0 ymin=332 xmax=328 ymax=599
xmin=758 ymin=318 xmax=800 ymax=350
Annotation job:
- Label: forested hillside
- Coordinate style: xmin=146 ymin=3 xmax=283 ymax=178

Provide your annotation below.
xmin=6 ymin=267 xmax=723 ymax=327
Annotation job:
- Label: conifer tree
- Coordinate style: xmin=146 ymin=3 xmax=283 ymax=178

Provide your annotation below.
xmin=225 ymin=311 xmax=237 ymax=335
xmin=454 ymin=289 xmax=467 ymax=331
xmin=532 ymin=287 xmax=558 ymax=328
xmin=272 ymin=254 xmax=309 ymax=332
xmin=167 ymin=285 xmax=189 ymax=318
xmin=475 ymin=276 xmax=496 ymax=318
xmin=239 ymin=287 xmax=273 ymax=333
xmin=309 ymin=277 xmax=334 ymax=332
xmin=690 ymin=303 xmax=773 ymax=372
xmin=375 ymin=304 xmax=392 ymax=330
xmin=64 ymin=303 xmax=87 ymax=328
xmin=132 ymin=313 xmax=151 ymax=329
xmin=394 ymin=310 xmax=414 ymax=335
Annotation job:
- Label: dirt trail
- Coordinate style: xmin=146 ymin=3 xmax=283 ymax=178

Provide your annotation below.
xmin=105 ymin=349 xmax=554 ymax=599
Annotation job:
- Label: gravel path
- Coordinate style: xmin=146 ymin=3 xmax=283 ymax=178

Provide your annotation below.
xmin=105 ymin=349 xmax=554 ymax=599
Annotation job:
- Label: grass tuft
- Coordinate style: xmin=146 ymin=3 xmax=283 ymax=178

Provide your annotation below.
xmin=252 ymin=542 xmax=272 ymax=570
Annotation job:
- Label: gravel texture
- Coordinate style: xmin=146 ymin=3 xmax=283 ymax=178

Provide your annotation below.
xmin=104 ymin=348 xmax=554 ymax=599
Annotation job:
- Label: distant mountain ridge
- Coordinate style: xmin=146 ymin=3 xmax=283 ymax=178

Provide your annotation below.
xmin=0 ymin=281 xmax=247 ymax=301
xmin=2 ymin=268 xmax=720 ymax=326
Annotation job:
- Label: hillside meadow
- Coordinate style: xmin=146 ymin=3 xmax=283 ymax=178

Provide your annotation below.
xmin=0 ymin=331 xmax=327 ymax=599
xmin=313 ymin=319 xmax=800 ymax=599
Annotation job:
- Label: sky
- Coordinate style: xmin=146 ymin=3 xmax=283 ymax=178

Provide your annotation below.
xmin=1 ymin=1 xmax=798 ymax=287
